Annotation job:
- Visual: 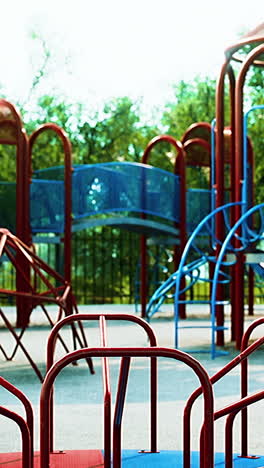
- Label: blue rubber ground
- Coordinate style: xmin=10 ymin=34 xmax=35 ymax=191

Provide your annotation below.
xmin=121 ymin=450 xmax=264 ymax=467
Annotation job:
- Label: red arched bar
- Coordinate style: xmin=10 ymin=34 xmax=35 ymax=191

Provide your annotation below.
xmin=40 ymin=347 xmax=214 ymax=468
xmin=183 ymin=138 xmax=211 ymax=170
xmin=0 ymin=99 xmax=31 ymax=327
xmin=140 ymin=135 xmax=186 ymax=318
xmin=215 ymin=23 xmax=264 ymax=348
xmin=29 ymin=124 xmax=73 ymax=289
xmin=0 ymin=99 xmax=29 ymax=241
xmin=180 ymin=136 xmax=212 ymax=320
xmin=181 ymin=121 xmax=211 ymax=145
xmin=233 ymin=44 xmax=264 ymax=349
xmin=215 ymin=62 xmax=237 ymax=346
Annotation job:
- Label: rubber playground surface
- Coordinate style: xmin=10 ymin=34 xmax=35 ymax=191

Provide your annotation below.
xmin=0 ymin=304 xmax=263 ymax=460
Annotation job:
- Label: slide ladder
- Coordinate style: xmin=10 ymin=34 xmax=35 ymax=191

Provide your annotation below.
xmin=146 ymin=202 xmax=243 ymax=358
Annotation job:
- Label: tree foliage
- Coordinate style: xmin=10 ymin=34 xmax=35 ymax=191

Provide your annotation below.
xmin=75 ymin=97 xmax=158 ymax=164
xmin=246 ymin=67 xmax=264 ymax=204
xmin=161 ymin=77 xmax=217 ymax=138
xmin=0 ymin=37 xmax=264 ymax=303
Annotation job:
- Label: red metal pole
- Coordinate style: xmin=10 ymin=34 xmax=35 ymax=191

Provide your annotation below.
xmin=227 ymin=65 xmax=238 ymax=343
xmin=140 ymin=233 xmax=147 ymax=318
xmin=142 ymin=136 xmax=186 ymax=318
xmin=99 ymin=315 xmax=112 ymax=468
xmin=0 ymin=407 xmax=32 ymax=468
xmin=16 ymin=130 xmax=32 ymax=327
xmin=181 ymin=121 xmax=211 ymax=144
xmin=0 ymin=376 xmax=34 ymax=464
xmin=216 ymin=390 xmax=264 ymax=467
xmin=240 ymin=317 xmax=264 ymax=456
xmin=113 ymin=357 xmax=131 ymax=468
xmin=40 ymin=347 xmax=214 ymax=468
xmin=184 ymin=333 xmax=264 ymax=468
xmin=174 ymin=142 xmax=187 ymax=318
xmin=29 ymin=123 xmax=73 ymax=311
xmin=0 ymin=100 xmax=32 ymax=328
xmin=247 ymin=140 xmax=255 ymax=316
xmin=234 ymin=44 xmax=264 ymax=349
xmin=215 ymin=61 xmax=230 ymax=346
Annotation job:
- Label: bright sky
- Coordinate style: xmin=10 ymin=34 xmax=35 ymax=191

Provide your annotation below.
xmin=0 ymin=0 xmax=263 ymax=117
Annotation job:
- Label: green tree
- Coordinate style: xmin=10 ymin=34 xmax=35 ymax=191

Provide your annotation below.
xmin=21 ymin=94 xmax=160 ymax=170
xmin=161 ymin=77 xmax=217 ymax=139
xmin=76 ymin=96 xmax=159 ymax=164
xmin=23 ymin=95 xmax=83 ymax=170
xmin=246 ymin=67 xmax=264 ymax=204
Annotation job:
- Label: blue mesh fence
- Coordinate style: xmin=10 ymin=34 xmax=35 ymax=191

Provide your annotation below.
xmin=30 ymin=163 xmax=181 ymax=233
xmin=1 ymin=162 xmax=260 ymax=305
xmin=72 ymin=163 xmax=180 ymax=223
xmin=186 ymin=188 xmax=211 ymax=234
xmin=30 ymin=179 xmax=64 ymax=233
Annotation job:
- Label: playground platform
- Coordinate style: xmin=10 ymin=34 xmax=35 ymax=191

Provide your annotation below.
xmin=0 ymin=303 xmax=263 ymax=460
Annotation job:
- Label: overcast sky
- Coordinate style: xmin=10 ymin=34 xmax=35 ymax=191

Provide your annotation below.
xmin=0 ymin=0 xmax=263 ymax=115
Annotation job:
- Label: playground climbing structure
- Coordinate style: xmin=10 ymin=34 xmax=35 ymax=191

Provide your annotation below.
xmin=146 ymin=24 xmax=264 ymax=353
xmin=214 ymin=22 xmax=264 ymax=348
xmin=0 ymin=228 xmax=94 ymax=381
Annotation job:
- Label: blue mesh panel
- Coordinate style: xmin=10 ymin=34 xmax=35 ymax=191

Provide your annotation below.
xmin=30 ymin=179 xmax=64 ymax=233
xmin=187 ymin=189 xmax=211 ymax=233
xmin=72 ymin=163 xmax=180 ymax=223
xmin=30 ymin=163 xmax=180 ymax=233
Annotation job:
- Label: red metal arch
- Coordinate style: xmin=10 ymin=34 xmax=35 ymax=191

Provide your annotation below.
xmin=140 ymin=135 xmax=186 ymax=318
xmin=181 ymin=121 xmax=211 ymax=145
xmin=29 ymin=123 xmax=73 ymax=284
xmin=0 ymin=100 xmax=31 ymax=326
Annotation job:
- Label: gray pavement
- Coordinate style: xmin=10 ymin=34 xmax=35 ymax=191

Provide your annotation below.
xmin=0 ymin=304 xmax=263 ymax=457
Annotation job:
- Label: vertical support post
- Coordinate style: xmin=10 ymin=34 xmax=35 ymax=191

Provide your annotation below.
xmin=141 ymin=136 xmax=185 ymax=318
xmin=29 ymin=124 xmax=73 ymax=314
xmin=215 ymin=61 xmax=229 ymax=346
xmin=233 ymin=44 xmax=264 ymax=348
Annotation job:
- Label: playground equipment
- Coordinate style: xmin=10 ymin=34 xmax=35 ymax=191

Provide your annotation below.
xmin=140 ymin=120 xmax=244 ymax=317
xmin=143 ymin=121 xmax=233 ymax=325
xmin=0 ymin=22 xmax=263 ymax=356
xmin=146 ymin=200 xmax=264 ymax=358
xmin=146 ymin=202 xmax=240 ymax=357
xmin=0 ymin=312 xmax=263 ymax=467
xmin=138 ymin=135 xmax=185 ymax=318
xmin=134 ymin=244 xmax=173 ymax=313
xmin=31 ymin=124 xmax=248 ymax=330
xmin=211 ymin=203 xmax=264 ymax=349
xmin=0 ymin=103 xmax=73 ymax=328
xmin=214 ymin=22 xmax=264 ymax=348
xmin=0 ymin=102 xmax=184 ymax=326
xmin=0 ymin=228 xmax=94 ymax=381
xmin=31 ymin=159 xmax=183 ymax=316
xmin=0 ymin=100 xmax=31 ymax=327
xmin=146 ymin=23 xmax=264 ymax=354
xmin=139 ymin=132 xmax=214 ymax=318
xmin=0 ymin=105 xmax=256 ymax=359
xmin=31 ymin=161 xmax=181 ymax=237
xmin=29 ymin=127 xmax=235 ymax=319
